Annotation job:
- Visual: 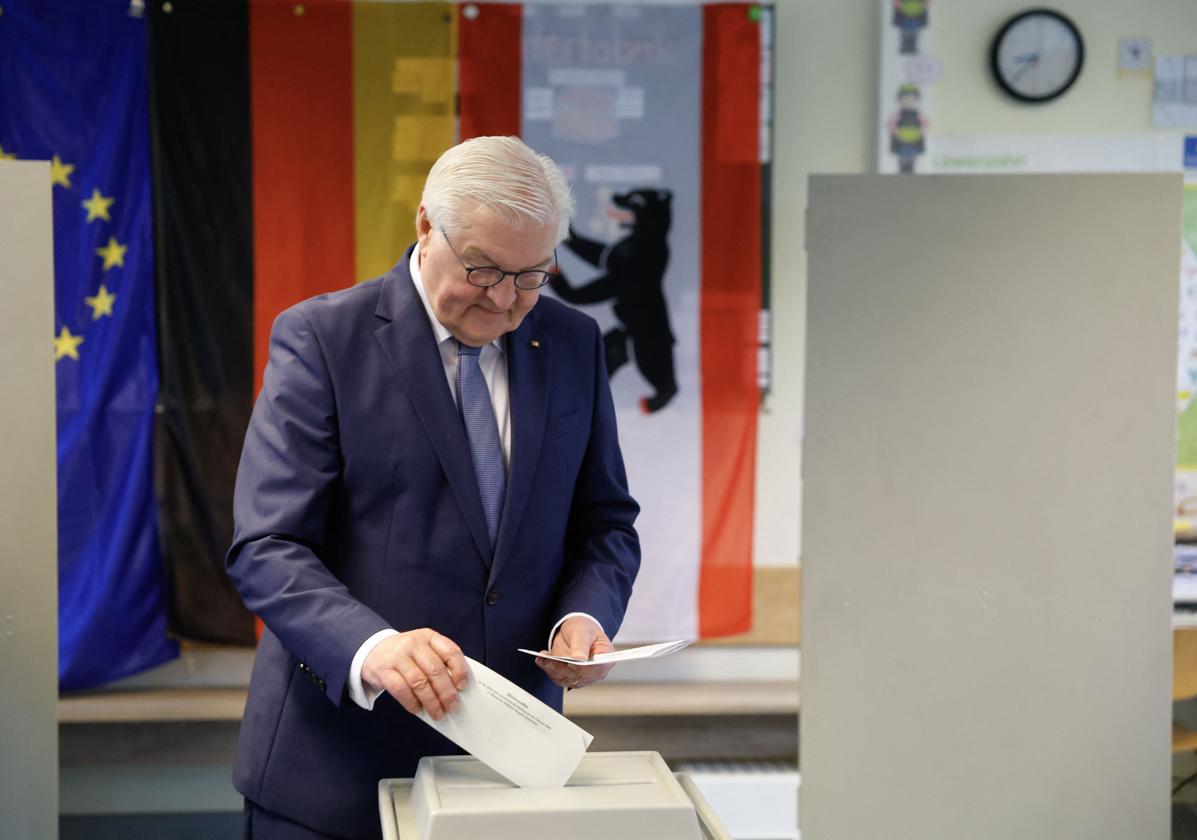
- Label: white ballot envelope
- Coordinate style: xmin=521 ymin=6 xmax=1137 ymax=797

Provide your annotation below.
xmin=518 ymin=639 xmax=692 ymax=666
xmin=416 ymin=657 xmax=593 ymax=788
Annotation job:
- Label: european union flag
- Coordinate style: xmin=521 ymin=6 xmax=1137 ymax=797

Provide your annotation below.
xmin=0 ymin=0 xmax=177 ymax=689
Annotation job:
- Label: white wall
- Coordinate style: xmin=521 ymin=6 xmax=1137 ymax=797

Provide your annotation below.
xmin=758 ymin=0 xmax=876 ymax=567
xmin=760 ymin=0 xmax=1197 ymax=568
xmin=935 ymin=0 xmax=1197 ymax=135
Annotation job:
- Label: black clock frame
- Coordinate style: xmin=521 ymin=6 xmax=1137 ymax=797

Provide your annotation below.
xmin=990 ymin=8 xmax=1085 ymax=104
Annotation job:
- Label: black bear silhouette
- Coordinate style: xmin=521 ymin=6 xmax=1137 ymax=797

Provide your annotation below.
xmin=550 ymin=188 xmax=678 ymax=414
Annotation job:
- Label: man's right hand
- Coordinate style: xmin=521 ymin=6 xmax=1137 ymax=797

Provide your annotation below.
xmin=360 ymin=629 xmax=468 ymax=721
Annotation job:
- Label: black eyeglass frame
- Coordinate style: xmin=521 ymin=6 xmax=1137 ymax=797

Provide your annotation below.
xmin=440 ymin=228 xmax=557 ymax=291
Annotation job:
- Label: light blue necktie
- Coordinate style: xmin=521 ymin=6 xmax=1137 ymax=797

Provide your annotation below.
xmin=455 ymin=341 xmax=506 ymax=554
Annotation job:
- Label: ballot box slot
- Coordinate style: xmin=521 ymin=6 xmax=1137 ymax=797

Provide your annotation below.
xmin=382 ymin=751 xmax=732 ymax=840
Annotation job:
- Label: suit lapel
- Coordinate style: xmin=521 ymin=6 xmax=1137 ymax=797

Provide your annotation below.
xmin=373 ymin=248 xmax=492 ymax=568
xmin=490 ymin=311 xmax=549 ymax=585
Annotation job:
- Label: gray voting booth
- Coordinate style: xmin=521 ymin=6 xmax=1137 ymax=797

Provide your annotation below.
xmin=0 ymin=160 xmax=58 ymax=839
xmin=802 ymin=174 xmax=1180 ymax=839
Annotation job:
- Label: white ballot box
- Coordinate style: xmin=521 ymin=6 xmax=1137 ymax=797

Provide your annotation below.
xmin=378 ymin=751 xmax=732 ymax=840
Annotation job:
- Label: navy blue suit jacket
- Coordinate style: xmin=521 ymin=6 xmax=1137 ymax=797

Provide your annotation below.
xmin=226 ymin=246 xmax=640 ymax=838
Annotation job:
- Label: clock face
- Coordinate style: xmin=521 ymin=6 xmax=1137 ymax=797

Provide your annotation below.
xmin=991 ymin=10 xmax=1084 ymax=103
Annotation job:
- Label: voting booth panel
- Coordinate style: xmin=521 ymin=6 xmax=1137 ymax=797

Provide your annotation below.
xmin=0 ymin=161 xmax=59 ymax=838
xmin=802 ymin=175 xmax=1180 ymax=839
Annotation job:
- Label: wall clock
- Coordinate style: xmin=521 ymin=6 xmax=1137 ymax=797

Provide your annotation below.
xmin=990 ymin=9 xmax=1084 ymax=103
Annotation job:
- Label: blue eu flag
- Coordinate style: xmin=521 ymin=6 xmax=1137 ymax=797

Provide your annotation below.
xmin=0 ymin=0 xmax=177 ymax=689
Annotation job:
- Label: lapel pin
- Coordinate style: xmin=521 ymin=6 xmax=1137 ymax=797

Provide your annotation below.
xmin=529 ymin=339 xmax=541 ymax=349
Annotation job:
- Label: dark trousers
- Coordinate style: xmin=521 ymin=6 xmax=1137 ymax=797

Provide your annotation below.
xmin=243 ymin=800 xmax=353 ymax=840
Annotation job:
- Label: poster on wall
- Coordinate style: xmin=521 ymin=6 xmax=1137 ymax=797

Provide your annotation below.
xmin=1174 ymin=183 xmax=1197 ymax=532
xmin=877 ymin=0 xmax=940 ymax=174
xmin=1154 ymin=55 xmax=1197 ymax=129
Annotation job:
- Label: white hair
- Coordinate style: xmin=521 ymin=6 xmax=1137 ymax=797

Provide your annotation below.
xmin=419 ymin=136 xmax=574 ymax=243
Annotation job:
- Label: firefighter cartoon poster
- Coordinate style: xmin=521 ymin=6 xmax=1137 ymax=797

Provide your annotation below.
xmin=878 ymin=0 xmax=939 ymax=174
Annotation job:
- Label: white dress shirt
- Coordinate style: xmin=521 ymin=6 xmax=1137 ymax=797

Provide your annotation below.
xmin=346 ymin=248 xmax=601 ymax=710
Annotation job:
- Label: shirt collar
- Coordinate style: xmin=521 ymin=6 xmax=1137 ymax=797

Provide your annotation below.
xmin=410 ymin=245 xmax=504 ymax=355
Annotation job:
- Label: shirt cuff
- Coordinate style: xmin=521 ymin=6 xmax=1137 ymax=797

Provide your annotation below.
xmin=348 ymin=628 xmax=401 ymax=710
xmin=547 ymin=612 xmax=604 ymax=653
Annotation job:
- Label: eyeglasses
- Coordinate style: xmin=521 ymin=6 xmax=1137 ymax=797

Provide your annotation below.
xmin=440 ymin=228 xmax=556 ymax=291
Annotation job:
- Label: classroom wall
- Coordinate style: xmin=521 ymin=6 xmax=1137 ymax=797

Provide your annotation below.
xmin=758 ymin=0 xmax=875 ymax=567
xmin=760 ymin=0 xmax=1197 ymax=569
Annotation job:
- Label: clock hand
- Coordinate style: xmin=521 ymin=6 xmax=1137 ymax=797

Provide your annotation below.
xmin=1010 ymin=55 xmax=1038 ymax=84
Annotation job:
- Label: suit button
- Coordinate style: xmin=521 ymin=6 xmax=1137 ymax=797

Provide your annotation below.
xmin=486 ymin=590 xmax=500 ymax=606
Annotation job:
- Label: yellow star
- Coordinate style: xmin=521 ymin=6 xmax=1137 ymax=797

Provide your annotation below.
xmin=96 ymin=237 xmax=127 ymax=271
xmin=84 ymin=285 xmax=117 ymax=320
xmin=53 ymin=326 xmax=84 ymax=361
xmin=81 ymin=188 xmax=114 ymax=223
xmin=50 ymin=154 xmax=74 ymax=188
xmin=0 ymin=145 xmax=16 ymax=160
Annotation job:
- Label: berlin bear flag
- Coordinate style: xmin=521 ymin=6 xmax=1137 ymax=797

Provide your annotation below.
xmin=520 ymin=3 xmax=751 ymax=640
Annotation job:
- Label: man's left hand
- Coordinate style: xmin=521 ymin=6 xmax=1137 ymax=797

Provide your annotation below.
xmin=535 ymin=616 xmax=615 ymax=691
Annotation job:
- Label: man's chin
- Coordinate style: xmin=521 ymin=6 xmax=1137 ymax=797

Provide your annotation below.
xmin=459 ymin=314 xmax=526 ymax=346
xmin=455 ymin=323 xmax=507 ymax=347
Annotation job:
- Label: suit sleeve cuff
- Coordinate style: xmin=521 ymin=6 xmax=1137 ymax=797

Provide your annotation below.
xmin=547 ymin=612 xmax=604 ymax=652
xmin=348 ymin=628 xmax=400 ymax=710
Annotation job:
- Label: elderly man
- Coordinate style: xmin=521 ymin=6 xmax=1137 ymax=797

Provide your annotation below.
xmin=227 ymin=136 xmax=641 ymax=839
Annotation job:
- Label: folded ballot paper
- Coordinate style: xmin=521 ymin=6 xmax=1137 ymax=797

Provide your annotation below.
xmin=517 ymin=639 xmax=692 ymax=666
xmin=417 ymin=657 xmax=593 ymax=788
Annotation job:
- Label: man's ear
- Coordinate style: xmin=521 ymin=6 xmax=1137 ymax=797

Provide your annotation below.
xmin=416 ymin=206 xmax=433 ymax=249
